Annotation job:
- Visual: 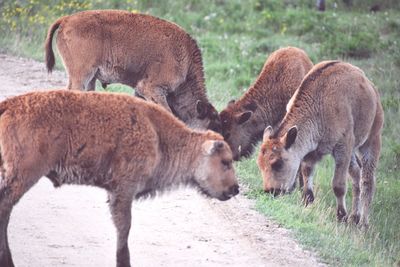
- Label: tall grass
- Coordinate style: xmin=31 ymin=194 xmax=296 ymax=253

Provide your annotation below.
xmin=0 ymin=1 xmax=399 ymax=266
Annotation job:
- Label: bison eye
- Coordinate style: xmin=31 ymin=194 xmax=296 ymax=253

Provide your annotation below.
xmin=271 ymin=159 xmax=284 ymax=171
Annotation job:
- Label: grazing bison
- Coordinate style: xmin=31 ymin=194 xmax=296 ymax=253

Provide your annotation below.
xmin=45 ymin=10 xmax=220 ymax=131
xmin=219 ymin=47 xmax=313 ymax=160
xmin=258 ymin=61 xmax=384 ymax=228
xmin=0 ymin=90 xmax=239 ymax=267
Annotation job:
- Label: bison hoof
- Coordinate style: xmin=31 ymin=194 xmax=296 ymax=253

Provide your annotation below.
xmin=0 ymin=250 xmax=15 ymax=267
xmin=348 ymin=213 xmax=361 ymax=225
xmin=358 ymin=218 xmax=370 ymax=231
xmin=336 ymin=208 xmax=347 ymax=222
xmin=117 ymin=261 xmax=131 ymax=267
xmin=302 ymin=189 xmax=314 ymax=206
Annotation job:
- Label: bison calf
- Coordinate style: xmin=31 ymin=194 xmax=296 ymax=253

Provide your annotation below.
xmin=258 ymin=61 xmax=383 ymax=228
xmin=0 ymin=90 xmax=238 ymax=267
xmin=219 ymin=47 xmax=313 ymax=160
xmin=45 ymin=10 xmax=220 ymax=131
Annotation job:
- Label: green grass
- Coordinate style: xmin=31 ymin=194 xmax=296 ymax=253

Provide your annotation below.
xmin=1 ymin=1 xmax=399 ymax=266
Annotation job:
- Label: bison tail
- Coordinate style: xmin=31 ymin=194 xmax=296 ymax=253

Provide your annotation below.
xmin=45 ymin=18 xmax=63 ymax=73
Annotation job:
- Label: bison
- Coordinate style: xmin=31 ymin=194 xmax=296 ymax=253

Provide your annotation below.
xmin=219 ymin=47 xmax=313 ymax=161
xmin=258 ymin=61 xmax=384 ymax=228
xmin=0 ymin=90 xmax=239 ymax=267
xmin=45 ymin=10 xmax=220 ymax=131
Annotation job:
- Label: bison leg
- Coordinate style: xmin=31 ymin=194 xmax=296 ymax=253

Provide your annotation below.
xmin=67 ymin=67 xmax=98 ymax=91
xmin=296 ymin=169 xmax=304 ymax=189
xmin=86 ymin=76 xmax=97 ymax=91
xmin=0 ymin=214 xmax=13 ymax=267
xmin=358 ymin=133 xmax=381 ymax=229
xmin=108 ymin=192 xmax=133 ymax=267
xmin=67 ymin=77 xmax=86 ymax=90
xmin=300 ymin=152 xmax=323 ymax=206
xmin=134 ymin=91 xmax=145 ymax=100
xmin=332 ymin=141 xmax=353 ymax=222
xmin=300 ymin=160 xmax=316 ymax=206
xmin=136 ymin=83 xmax=172 ymax=114
xmin=348 ymin=153 xmax=362 ymax=224
xmin=135 ymin=61 xmax=184 ymax=115
xmin=0 ymin=173 xmax=42 ymax=267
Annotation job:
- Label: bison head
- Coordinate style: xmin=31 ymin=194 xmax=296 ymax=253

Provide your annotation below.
xmin=257 ymin=126 xmax=300 ymax=195
xmin=219 ymin=100 xmax=259 ymax=161
xmin=193 ymin=138 xmax=239 ymax=201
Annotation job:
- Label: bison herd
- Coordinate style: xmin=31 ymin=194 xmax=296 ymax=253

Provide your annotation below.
xmin=0 ymin=10 xmax=383 ymax=267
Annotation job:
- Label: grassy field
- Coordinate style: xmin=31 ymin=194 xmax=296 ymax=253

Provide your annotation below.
xmin=1 ymin=1 xmax=399 ymax=266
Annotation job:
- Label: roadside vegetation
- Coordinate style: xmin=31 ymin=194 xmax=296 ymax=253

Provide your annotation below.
xmin=0 ymin=1 xmax=399 ymax=265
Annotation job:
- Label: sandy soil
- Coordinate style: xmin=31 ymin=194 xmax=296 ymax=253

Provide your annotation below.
xmin=0 ymin=54 xmax=325 ymax=267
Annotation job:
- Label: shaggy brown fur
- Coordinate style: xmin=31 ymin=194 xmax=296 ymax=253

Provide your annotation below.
xmin=0 ymin=90 xmax=238 ymax=267
xmin=258 ymin=61 xmax=384 ymax=228
xmin=219 ymin=47 xmax=313 ymax=160
xmin=45 ymin=10 xmax=220 ymax=132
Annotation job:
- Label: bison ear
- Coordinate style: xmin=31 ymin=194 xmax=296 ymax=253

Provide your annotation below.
xmin=235 ymin=111 xmax=252 ymax=125
xmin=196 ymin=100 xmax=208 ymax=119
xmin=202 ymin=140 xmax=225 ymax=155
xmin=284 ymin=126 xmax=298 ymax=149
xmin=263 ymin=126 xmax=273 ymax=141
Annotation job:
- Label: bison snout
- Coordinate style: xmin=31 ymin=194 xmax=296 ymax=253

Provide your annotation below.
xmin=229 ymin=184 xmax=239 ymax=196
xmin=219 ymin=184 xmax=239 ymax=201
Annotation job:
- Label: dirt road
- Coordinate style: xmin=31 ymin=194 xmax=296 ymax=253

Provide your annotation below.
xmin=0 ymin=54 xmax=324 ymax=267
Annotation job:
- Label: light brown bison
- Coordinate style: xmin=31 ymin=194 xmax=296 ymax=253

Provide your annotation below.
xmin=258 ymin=61 xmax=384 ymax=228
xmin=219 ymin=47 xmax=313 ymax=160
xmin=45 ymin=10 xmax=221 ymax=132
xmin=0 ymin=90 xmax=238 ymax=267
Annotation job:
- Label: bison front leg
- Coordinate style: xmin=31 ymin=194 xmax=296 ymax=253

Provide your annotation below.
xmin=0 ymin=174 xmax=42 ymax=267
xmin=0 ymin=157 xmax=45 ymax=267
xmin=300 ymin=152 xmax=322 ymax=206
xmin=108 ymin=192 xmax=133 ymax=267
xmin=300 ymin=160 xmax=316 ymax=206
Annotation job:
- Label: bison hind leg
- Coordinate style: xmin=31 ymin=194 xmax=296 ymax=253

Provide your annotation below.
xmin=358 ymin=137 xmax=381 ymax=229
xmin=0 ymin=213 xmax=14 ymax=267
xmin=67 ymin=67 xmax=98 ymax=91
xmin=348 ymin=153 xmax=362 ymax=225
xmin=332 ymin=141 xmax=354 ymax=223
